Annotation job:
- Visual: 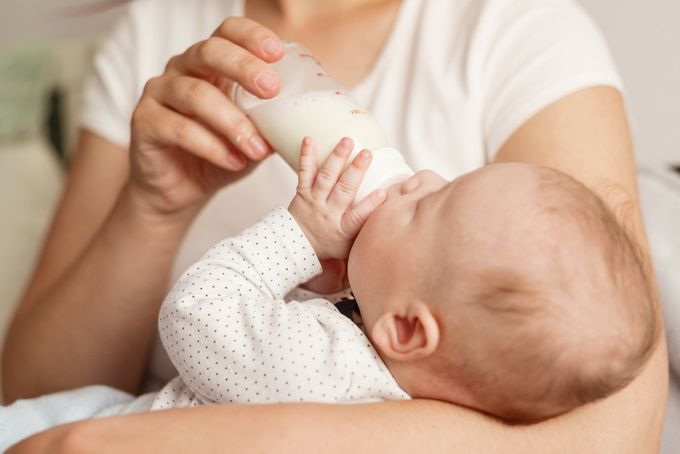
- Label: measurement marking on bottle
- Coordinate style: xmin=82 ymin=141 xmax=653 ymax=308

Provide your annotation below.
xmin=299 ymin=53 xmax=322 ymax=65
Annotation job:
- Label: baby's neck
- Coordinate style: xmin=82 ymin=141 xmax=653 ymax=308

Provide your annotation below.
xmin=383 ymin=356 xmax=477 ymax=406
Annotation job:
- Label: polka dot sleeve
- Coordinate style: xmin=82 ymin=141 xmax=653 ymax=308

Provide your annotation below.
xmin=157 ymin=208 xmax=362 ymax=404
xmin=157 ymin=207 xmax=409 ymax=406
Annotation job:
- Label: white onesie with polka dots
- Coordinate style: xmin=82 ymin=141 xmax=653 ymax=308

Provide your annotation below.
xmin=151 ymin=207 xmax=409 ymax=409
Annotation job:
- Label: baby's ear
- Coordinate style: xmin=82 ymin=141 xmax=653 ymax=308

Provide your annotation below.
xmin=371 ymin=302 xmax=440 ymax=361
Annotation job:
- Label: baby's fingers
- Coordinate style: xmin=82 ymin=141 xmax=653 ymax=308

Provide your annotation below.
xmin=296 ymin=137 xmax=316 ymax=192
xmin=327 ymin=149 xmax=372 ymax=211
xmin=341 ymin=188 xmax=387 ymax=238
xmin=311 ymin=137 xmax=353 ymax=199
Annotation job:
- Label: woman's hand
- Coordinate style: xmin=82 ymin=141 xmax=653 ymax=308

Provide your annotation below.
xmin=128 ymin=17 xmax=285 ymax=220
xmin=288 ymin=137 xmax=387 ymax=260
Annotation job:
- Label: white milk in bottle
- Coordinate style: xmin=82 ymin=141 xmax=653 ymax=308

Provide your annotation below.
xmin=232 ymin=43 xmax=413 ymax=203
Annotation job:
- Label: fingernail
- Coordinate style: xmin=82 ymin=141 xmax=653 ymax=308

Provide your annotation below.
xmin=358 ymin=149 xmax=371 ymax=160
xmin=255 ymin=71 xmax=278 ymax=93
xmin=229 ymin=152 xmax=247 ymax=167
xmin=341 ymin=137 xmax=353 ymax=148
xmin=248 ymin=135 xmax=269 ymax=158
xmin=261 ymin=38 xmax=282 ymax=57
xmin=302 ymin=136 xmax=311 ymax=146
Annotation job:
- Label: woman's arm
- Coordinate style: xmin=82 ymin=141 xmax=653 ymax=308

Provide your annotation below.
xmin=2 ymin=18 xmax=286 ymax=402
xmin=494 ymin=86 xmax=656 ymax=287
xmin=1 ymin=131 xmax=193 ymax=401
xmin=10 ymin=342 xmax=667 ymax=454
xmin=11 ymin=86 xmax=668 ymax=452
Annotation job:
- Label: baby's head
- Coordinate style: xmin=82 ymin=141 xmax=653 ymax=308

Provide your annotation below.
xmin=347 ymin=163 xmax=659 ymax=422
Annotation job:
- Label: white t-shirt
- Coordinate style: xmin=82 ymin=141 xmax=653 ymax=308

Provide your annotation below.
xmin=151 ymin=207 xmax=409 ymax=410
xmin=80 ymin=0 xmax=623 ymax=383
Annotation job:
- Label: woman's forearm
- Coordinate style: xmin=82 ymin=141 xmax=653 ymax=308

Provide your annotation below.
xmin=2 ymin=185 xmax=192 ymax=402
xmin=19 ymin=338 xmax=665 ymax=454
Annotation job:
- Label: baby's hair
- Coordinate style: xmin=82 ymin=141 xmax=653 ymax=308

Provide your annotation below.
xmin=433 ymin=165 xmax=659 ymax=423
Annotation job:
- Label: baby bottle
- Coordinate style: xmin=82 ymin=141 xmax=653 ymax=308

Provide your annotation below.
xmin=231 ymin=42 xmax=414 ymax=203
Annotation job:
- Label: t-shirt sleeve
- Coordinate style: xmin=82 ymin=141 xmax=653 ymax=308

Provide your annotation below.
xmin=475 ymin=0 xmax=624 ymax=159
xmin=79 ymin=4 xmax=139 ymax=149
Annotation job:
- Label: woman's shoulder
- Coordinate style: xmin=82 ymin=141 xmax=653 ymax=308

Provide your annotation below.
xmin=416 ymin=0 xmax=594 ymax=37
xmin=122 ymin=0 xmax=241 ymax=41
xmin=405 ymin=0 xmax=602 ymax=77
xmin=126 ymin=0 xmax=241 ymax=22
xmin=116 ymin=0 xmax=242 ymax=88
xmin=81 ymin=0 xmax=243 ymax=149
xmin=114 ymin=0 xmax=242 ymax=64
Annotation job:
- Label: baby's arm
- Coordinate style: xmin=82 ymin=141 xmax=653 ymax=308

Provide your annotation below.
xmin=159 ymin=207 xmax=322 ymax=403
xmin=159 ymin=137 xmax=387 ymax=404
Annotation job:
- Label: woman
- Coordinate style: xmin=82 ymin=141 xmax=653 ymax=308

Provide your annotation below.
xmin=2 ymin=0 xmax=668 ymax=451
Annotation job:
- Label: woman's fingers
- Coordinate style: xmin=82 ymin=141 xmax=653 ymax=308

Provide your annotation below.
xmin=327 ymin=149 xmax=372 ymax=210
xmin=311 ymin=138 xmax=354 ymax=200
xmin=297 ymin=137 xmax=317 ymax=193
xmin=170 ymin=37 xmax=280 ymax=99
xmin=125 ymin=17 xmax=285 ymax=217
xmin=341 ymin=189 xmax=387 ymax=237
xmin=145 ymin=15 xmax=284 ymax=164
xmin=145 ymin=75 xmax=270 ymax=160
xmin=134 ymin=100 xmax=247 ymax=171
xmin=211 ymin=16 xmax=284 ymax=63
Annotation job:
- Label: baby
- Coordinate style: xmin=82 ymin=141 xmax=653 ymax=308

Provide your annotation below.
xmin=153 ymin=137 xmax=659 ymax=422
xmin=1 ymin=138 xmax=659 ymax=449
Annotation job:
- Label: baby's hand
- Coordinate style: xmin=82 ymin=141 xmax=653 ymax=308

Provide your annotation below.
xmin=288 ymin=137 xmax=387 ymax=260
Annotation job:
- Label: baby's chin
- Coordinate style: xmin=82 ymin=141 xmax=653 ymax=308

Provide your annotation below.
xmin=346 ymin=232 xmax=373 ymax=300
xmin=346 ymin=244 xmax=361 ymax=292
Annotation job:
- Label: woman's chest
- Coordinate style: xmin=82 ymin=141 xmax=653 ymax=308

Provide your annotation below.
xmin=244 ymin=0 xmax=402 ymax=89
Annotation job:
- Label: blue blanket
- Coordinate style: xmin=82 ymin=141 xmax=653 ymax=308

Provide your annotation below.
xmin=0 ymin=385 xmax=154 ymax=450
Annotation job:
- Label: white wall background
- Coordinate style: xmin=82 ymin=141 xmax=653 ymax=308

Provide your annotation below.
xmin=578 ymin=0 xmax=680 ymax=165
